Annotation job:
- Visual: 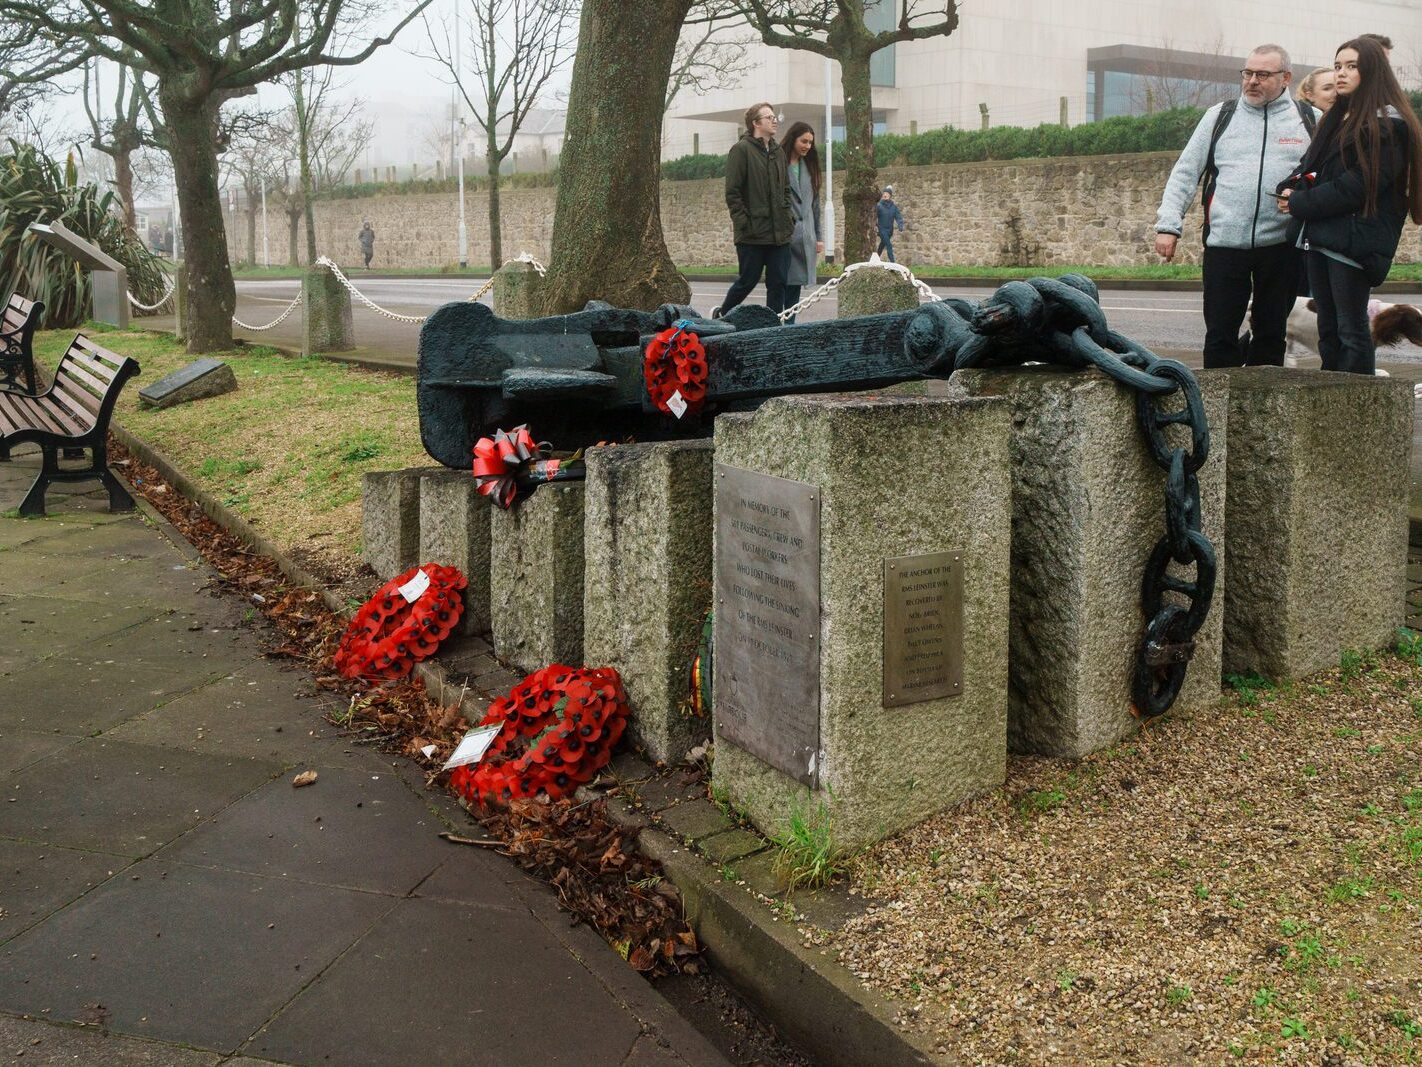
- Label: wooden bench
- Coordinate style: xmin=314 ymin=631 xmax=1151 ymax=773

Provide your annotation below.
xmin=0 ymin=333 xmax=140 ymax=516
xmin=0 ymin=293 xmax=44 ymax=393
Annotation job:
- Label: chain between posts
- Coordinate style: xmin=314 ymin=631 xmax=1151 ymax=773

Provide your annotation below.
xmin=127 ymin=277 xmax=176 ymax=313
xmin=233 ymin=292 xmax=303 ymax=332
xmin=777 ymin=254 xmax=941 ymax=323
xmin=944 ymin=275 xmax=1216 ymax=718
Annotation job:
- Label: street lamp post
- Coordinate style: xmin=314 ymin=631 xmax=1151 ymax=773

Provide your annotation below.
xmin=261 ymin=180 xmax=270 ymax=267
xmin=458 ymin=119 xmax=468 ymax=269
xmin=823 ymin=56 xmax=835 ymax=265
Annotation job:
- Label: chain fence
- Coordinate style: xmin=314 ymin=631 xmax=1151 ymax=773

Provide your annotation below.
xmin=126 ymin=276 xmax=176 ymax=313
xmin=233 ymin=292 xmax=304 ymax=332
xmin=778 ymin=254 xmax=939 ymax=323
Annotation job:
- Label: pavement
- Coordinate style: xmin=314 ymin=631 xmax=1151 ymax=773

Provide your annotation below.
xmin=0 ymin=444 xmax=727 ymax=1067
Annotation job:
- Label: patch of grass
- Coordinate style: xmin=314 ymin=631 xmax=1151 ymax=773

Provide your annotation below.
xmin=1389 ymin=1010 xmax=1422 ymax=1038
xmin=1056 ymin=968 xmax=1077 ymax=992
xmin=1279 ymin=1017 xmax=1311 ymax=1040
xmin=1325 ymin=877 xmax=1374 ymax=903
xmin=1339 ymin=648 xmax=1378 ymax=681
xmin=1396 ymin=628 xmax=1422 ymax=666
xmin=1166 ymin=984 xmax=1192 ymax=1006
xmin=770 ymin=800 xmax=849 ymax=892
xmin=1019 ymin=787 xmax=1066 ymax=817
xmin=1253 ymin=986 xmax=1279 ymax=1009
xmin=1226 ymin=672 xmax=1275 ymax=707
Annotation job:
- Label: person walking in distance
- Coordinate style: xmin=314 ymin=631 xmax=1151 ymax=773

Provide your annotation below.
xmin=1154 ymin=44 xmax=1317 ymax=367
xmin=875 ymin=186 xmax=906 ymax=262
xmin=358 ymin=221 xmax=376 ymax=269
xmin=1276 ymin=36 xmax=1422 ymax=374
xmin=714 ymin=103 xmax=793 ymax=319
xmin=781 ymin=121 xmax=823 ymax=324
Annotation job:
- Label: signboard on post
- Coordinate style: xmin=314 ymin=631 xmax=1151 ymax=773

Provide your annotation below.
xmin=27 ymin=221 xmax=130 ymax=329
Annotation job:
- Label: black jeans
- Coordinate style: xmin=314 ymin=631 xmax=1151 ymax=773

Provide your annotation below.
xmin=782 ymin=284 xmax=802 ymax=323
xmin=721 ymin=242 xmax=790 ymax=315
xmin=1201 ymin=244 xmax=1298 ymax=368
xmin=876 ymin=231 xmax=896 ymax=262
xmin=1306 ymin=251 xmax=1375 ymax=374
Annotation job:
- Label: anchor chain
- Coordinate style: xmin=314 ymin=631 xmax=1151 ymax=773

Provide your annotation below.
xmin=939 ymin=274 xmax=1215 ymax=718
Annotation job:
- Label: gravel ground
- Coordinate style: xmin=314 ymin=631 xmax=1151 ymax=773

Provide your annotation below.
xmin=826 ymin=652 xmax=1422 ymax=1066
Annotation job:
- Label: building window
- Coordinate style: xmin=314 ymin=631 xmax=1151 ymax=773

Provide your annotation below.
xmin=867 ymin=0 xmax=895 ymax=87
xmin=1087 ymin=44 xmax=1248 ymax=121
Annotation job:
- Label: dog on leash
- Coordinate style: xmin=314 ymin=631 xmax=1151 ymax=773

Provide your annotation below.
xmin=1283 ymin=295 xmax=1422 ymax=366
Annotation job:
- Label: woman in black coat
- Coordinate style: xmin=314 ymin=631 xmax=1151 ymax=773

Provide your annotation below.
xmin=1277 ymin=36 xmax=1422 ymax=374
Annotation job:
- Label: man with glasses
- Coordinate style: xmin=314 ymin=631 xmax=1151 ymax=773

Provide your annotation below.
xmin=1154 ymin=45 xmax=1317 ymax=367
xmin=715 ymin=102 xmax=794 ymax=319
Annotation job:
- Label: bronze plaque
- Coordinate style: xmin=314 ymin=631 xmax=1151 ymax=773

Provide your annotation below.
xmin=883 ymin=551 xmax=964 ymax=708
xmin=713 ymin=464 xmax=821 ymax=786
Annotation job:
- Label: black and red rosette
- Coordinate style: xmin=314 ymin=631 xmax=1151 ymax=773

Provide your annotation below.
xmin=333 ymin=563 xmax=467 ymax=679
xmin=644 ymin=321 xmax=708 ymax=418
xmin=449 ymin=664 xmax=628 ymax=806
xmin=472 ymin=425 xmax=580 ymax=509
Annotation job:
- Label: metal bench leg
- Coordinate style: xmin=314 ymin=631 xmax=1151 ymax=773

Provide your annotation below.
xmin=17 ymin=446 xmax=55 ymax=517
xmin=92 ymin=441 xmax=135 ymax=513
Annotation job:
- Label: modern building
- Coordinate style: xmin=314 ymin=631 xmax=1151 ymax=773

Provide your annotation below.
xmin=663 ymin=0 xmax=1419 ymax=159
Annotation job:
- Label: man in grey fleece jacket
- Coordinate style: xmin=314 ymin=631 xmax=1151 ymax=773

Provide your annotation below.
xmin=1155 ymin=44 xmax=1314 ymax=367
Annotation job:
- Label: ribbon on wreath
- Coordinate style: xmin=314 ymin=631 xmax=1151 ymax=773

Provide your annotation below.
xmin=447 ymin=664 xmax=629 ymax=806
xmin=472 ymin=425 xmax=576 ymax=509
xmin=644 ymin=321 xmax=708 ymax=419
xmin=333 ymin=563 xmax=468 ymax=679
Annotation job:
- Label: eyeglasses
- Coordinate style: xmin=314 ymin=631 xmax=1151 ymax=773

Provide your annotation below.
xmin=757 ymin=112 xmax=780 ymax=123
xmin=1240 ymin=69 xmax=1284 ymax=82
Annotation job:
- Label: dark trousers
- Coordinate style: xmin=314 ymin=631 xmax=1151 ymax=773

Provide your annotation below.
xmin=782 ymin=284 xmax=802 ymax=323
xmin=721 ymin=242 xmax=790 ymax=315
xmin=362 ymin=249 xmax=373 ymax=267
xmin=1201 ymin=243 xmax=1297 ymax=368
xmin=1306 ymin=251 xmax=1375 ymax=375
xmin=876 ymin=231 xmax=896 ymax=262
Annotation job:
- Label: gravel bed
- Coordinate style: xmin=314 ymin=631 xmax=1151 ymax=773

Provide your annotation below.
xmin=826 ymin=651 xmax=1422 ymax=1065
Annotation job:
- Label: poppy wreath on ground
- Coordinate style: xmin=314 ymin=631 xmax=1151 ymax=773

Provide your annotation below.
xmin=333 ymin=563 xmax=467 ymax=680
xmin=472 ymin=425 xmax=582 ymax=509
xmin=449 ymin=664 xmax=629 ymax=806
xmin=644 ymin=321 xmax=708 ymax=418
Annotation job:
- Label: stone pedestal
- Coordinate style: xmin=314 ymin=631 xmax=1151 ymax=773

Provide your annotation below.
xmin=946 ymin=368 xmax=1229 ymax=758
xmin=492 ymin=260 xmax=544 ymax=320
xmin=836 ymin=266 xmax=918 ymax=318
xmin=489 ymin=484 xmax=585 ymax=674
xmin=361 ymin=468 xmax=428 ymax=581
xmin=418 ymin=469 xmax=492 ymax=637
xmin=711 ymin=393 xmax=1012 ymax=851
xmin=583 ymin=441 xmax=715 ymax=764
xmin=302 ymin=269 xmax=355 ymax=355
xmin=1220 ymin=368 xmax=1411 ymax=680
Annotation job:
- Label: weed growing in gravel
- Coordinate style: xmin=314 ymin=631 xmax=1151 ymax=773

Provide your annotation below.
xmin=1395 ymin=628 xmax=1422 ymax=665
xmin=771 ymin=800 xmax=848 ymax=891
xmin=1018 ymin=787 xmax=1066 ymax=817
xmin=1389 ymin=1010 xmax=1422 ymax=1038
xmin=1166 ymin=984 xmax=1192 ymax=1006
xmin=1279 ymin=1017 xmax=1311 ymax=1039
xmin=1226 ymin=672 xmax=1274 ymax=706
xmin=1056 ymin=969 xmax=1076 ymax=992
xmin=1339 ymin=648 xmax=1378 ymax=681
xmin=1325 ymin=877 xmax=1375 ymax=904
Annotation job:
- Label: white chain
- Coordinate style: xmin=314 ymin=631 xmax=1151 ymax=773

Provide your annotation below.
xmin=511 ymin=251 xmax=547 ymax=277
xmin=127 ymin=276 xmax=176 ymax=313
xmin=233 ymin=292 xmax=304 ymax=332
xmin=777 ymin=254 xmax=941 ymax=323
xmin=316 ymin=255 xmax=428 ymax=324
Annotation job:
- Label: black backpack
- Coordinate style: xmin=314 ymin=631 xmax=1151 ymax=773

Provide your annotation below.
xmin=1201 ymin=98 xmax=1318 ymax=209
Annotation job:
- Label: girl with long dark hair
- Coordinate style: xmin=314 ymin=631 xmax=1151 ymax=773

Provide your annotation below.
xmin=1277 ymin=36 xmax=1422 ymax=374
xmin=780 ymin=120 xmax=823 ymax=323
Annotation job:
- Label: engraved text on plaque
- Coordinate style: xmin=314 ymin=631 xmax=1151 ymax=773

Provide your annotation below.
xmin=883 ymin=551 xmax=964 ymax=708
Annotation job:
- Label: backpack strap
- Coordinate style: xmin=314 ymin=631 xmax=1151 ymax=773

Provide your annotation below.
xmin=1201 ymin=99 xmax=1237 ymax=210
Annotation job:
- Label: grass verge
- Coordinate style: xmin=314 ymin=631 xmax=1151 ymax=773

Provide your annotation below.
xmin=35 ymin=325 xmax=425 ymax=577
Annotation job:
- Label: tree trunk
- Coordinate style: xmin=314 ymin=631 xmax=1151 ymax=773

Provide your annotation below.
xmin=487 ymin=144 xmax=503 ymax=270
xmin=287 ymin=208 xmax=301 ymax=267
xmin=293 ymin=70 xmax=319 ymax=265
xmin=838 ymin=48 xmax=878 ymax=264
xmin=245 ymin=179 xmax=258 ymax=267
xmin=160 ymin=89 xmax=235 ymax=352
xmin=539 ymin=0 xmax=694 ymax=313
xmin=112 ymin=150 xmax=138 ymax=235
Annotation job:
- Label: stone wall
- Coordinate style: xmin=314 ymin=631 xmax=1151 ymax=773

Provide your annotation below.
xmin=229 ymin=150 xmax=1421 ymax=270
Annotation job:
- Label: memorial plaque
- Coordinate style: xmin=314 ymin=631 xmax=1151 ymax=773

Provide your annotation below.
xmin=138 ymin=358 xmax=237 ymax=409
xmin=883 ymin=551 xmax=964 ymax=708
xmin=713 ymin=464 xmax=821 ymax=786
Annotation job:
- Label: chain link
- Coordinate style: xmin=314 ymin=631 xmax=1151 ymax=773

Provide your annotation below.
xmin=315 ymin=255 xmax=427 ymax=324
xmin=468 ymin=276 xmax=496 ymax=302
xmin=233 ymin=292 xmax=304 ymax=332
xmin=911 ymin=272 xmax=1217 ymax=719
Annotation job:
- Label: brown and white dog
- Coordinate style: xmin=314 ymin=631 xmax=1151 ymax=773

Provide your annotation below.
xmin=1284 ymin=295 xmax=1422 ymax=366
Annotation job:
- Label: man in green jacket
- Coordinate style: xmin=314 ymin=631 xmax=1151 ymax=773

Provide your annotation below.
xmin=714 ymin=102 xmax=794 ymax=319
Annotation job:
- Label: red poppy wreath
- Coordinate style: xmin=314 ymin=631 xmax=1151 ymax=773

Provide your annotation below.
xmin=644 ymin=321 xmax=708 ymax=418
xmin=333 ymin=563 xmax=467 ymax=680
xmin=449 ymin=664 xmax=628 ymax=805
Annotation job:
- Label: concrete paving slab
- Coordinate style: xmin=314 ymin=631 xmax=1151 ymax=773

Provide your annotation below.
xmin=0 ymin=653 xmax=227 ymax=736
xmin=244 ymin=896 xmax=644 ymax=1067
xmin=103 ymin=666 xmax=343 ymax=762
xmin=0 ymin=862 xmax=393 ymax=1052
xmin=84 ymin=612 xmax=261 ymax=676
xmin=158 ymin=765 xmax=458 ymax=896
xmin=0 ymin=594 xmax=161 ymax=660
xmin=411 ymin=849 xmax=541 ymax=909
xmin=0 ymin=1013 xmax=225 ymax=1066
xmin=8 ymin=521 xmax=180 ymax=560
xmin=51 ymin=558 xmax=217 ymax=610
xmin=0 ymin=739 xmax=280 ymax=857
xmin=0 ymin=728 xmax=80 ymax=774
xmin=0 ymin=841 xmax=127 ymax=945
xmin=0 ymin=545 xmax=138 ymax=596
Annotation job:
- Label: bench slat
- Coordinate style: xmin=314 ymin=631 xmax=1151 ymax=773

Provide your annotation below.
xmin=38 ymin=395 xmax=91 ymax=436
xmin=0 ymin=390 xmax=64 ymax=437
xmin=72 ymin=338 xmax=122 ymax=379
xmin=56 ymin=358 xmax=110 ymax=399
xmin=51 ymin=384 xmax=101 ymax=429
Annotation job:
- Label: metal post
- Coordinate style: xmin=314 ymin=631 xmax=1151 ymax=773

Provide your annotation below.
xmin=261 ymin=181 xmax=269 ymax=267
xmin=455 ymin=1 xmax=468 ymax=269
xmin=1060 ymin=95 xmax=1069 ymax=127
xmin=824 ymin=55 xmax=836 ymax=265
xmin=979 ymin=103 xmax=989 ymax=130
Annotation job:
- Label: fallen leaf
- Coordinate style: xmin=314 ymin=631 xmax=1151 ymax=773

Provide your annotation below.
xmin=291 ymin=770 xmax=319 ymax=788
